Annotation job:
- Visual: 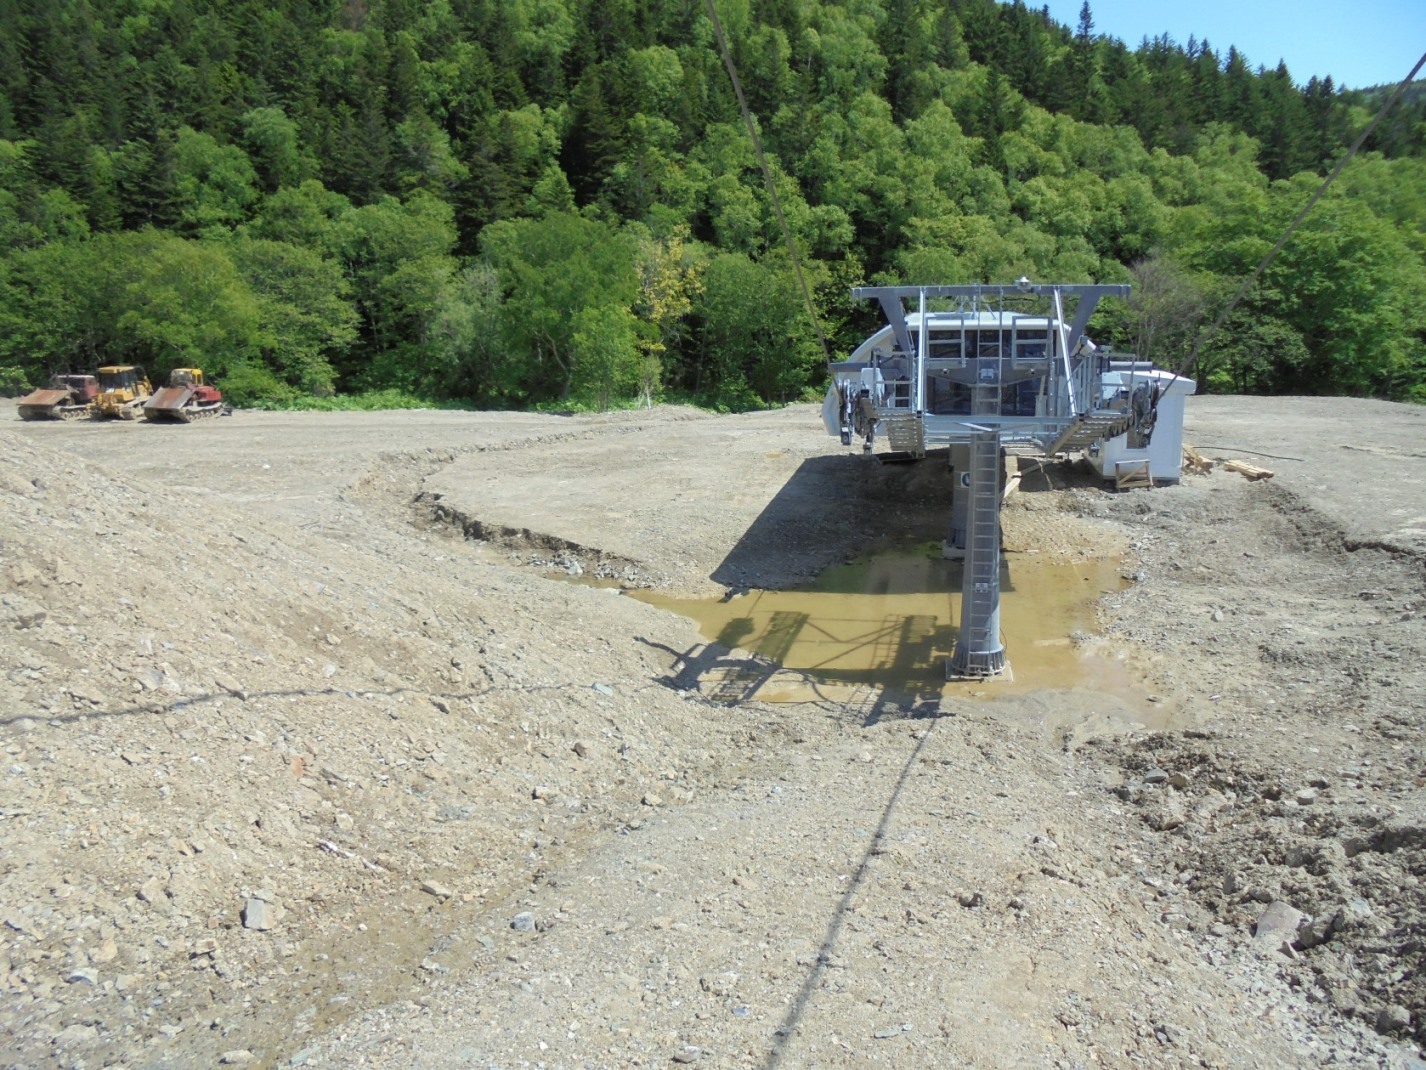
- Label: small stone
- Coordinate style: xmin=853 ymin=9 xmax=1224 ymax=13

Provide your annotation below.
xmin=1297 ymin=915 xmax=1334 ymax=950
xmin=1377 ymin=1004 xmax=1412 ymax=1035
xmin=219 ymin=1051 xmax=256 ymax=1065
xmin=510 ymin=912 xmax=536 ymax=932
xmin=1211 ymin=608 xmax=1225 ymax=622
xmin=593 ymin=683 xmax=614 ymax=696
xmin=1333 ymin=898 xmax=1376 ymax=933
xmin=672 ymin=1047 xmax=700 ymax=1063
xmin=242 ymin=898 xmax=281 ymax=931
xmin=1252 ymin=900 xmax=1304 ymax=954
xmin=67 ymin=967 xmax=98 ymax=984
xmin=1294 ymin=788 xmax=1318 ymax=806
xmin=420 ymin=880 xmax=453 ymax=900
xmin=54 ymin=1024 xmax=98 ymax=1048
xmin=1143 ymin=769 xmax=1169 ymax=785
xmin=957 ymin=891 xmax=984 ymax=908
xmin=89 ymin=938 xmax=119 ymax=964
xmin=215 ymin=673 xmax=247 ymax=699
xmin=137 ymin=876 xmax=167 ymax=904
xmin=430 ymin=696 xmax=451 ymax=714
xmin=874 ymin=1027 xmax=902 ymax=1039
xmin=1169 ymin=772 xmax=1192 ymax=789
xmin=573 ymin=740 xmax=590 ymax=758
xmin=1329 ymin=987 xmax=1361 ymax=1014
xmin=642 ymin=792 xmax=663 ymax=807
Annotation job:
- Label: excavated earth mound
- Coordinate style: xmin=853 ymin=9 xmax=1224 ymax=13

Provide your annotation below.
xmin=1 ymin=397 xmax=1424 ymax=1069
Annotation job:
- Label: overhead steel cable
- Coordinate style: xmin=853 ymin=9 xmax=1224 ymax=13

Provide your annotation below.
xmin=1168 ymin=50 xmax=1426 ymax=387
xmin=702 ymin=0 xmax=833 ymax=366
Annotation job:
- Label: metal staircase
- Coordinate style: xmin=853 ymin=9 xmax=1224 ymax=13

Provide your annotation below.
xmin=885 ymin=413 xmax=926 ymax=455
xmin=1044 ymin=409 xmax=1131 ymax=455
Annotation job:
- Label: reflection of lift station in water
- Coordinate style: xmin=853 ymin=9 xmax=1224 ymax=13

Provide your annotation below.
xmin=822 ymin=281 xmax=1194 ymax=679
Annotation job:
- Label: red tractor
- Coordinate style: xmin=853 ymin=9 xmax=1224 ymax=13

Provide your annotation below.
xmin=143 ymin=368 xmax=227 ymax=423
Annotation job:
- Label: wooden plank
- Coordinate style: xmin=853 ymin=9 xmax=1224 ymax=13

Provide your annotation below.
xmin=1223 ymin=459 xmax=1275 ymax=481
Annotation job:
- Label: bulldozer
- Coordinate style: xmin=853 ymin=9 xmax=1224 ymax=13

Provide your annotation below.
xmin=17 ymin=374 xmax=99 ymax=420
xmin=93 ymin=365 xmax=153 ymax=419
xmin=143 ymin=368 xmax=226 ymax=423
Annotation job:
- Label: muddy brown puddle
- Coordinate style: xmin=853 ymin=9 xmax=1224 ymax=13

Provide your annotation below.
xmin=634 ymin=544 xmax=1175 ymax=729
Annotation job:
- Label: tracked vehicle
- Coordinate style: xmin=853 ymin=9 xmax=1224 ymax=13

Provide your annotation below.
xmin=17 ymin=374 xmax=99 ymax=420
xmin=93 ymin=365 xmax=153 ymax=419
xmin=144 ymin=368 xmax=226 ymax=423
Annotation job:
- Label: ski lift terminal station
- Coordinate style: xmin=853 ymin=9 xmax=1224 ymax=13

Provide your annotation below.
xmin=821 ymin=281 xmax=1194 ymax=679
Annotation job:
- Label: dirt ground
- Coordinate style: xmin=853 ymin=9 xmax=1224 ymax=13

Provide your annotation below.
xmin=2 ymin=395 xmax=1425 ymax=1069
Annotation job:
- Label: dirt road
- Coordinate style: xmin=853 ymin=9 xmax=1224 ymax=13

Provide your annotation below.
xmin=1 ymin=396 xmax=1424 ymax=1069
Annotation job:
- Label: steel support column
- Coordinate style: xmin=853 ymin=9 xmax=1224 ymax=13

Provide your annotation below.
xmin=950 ymin=428 xmax=1006 ymax=676
xmin=943 ymin=444 xmax=970 ymax=559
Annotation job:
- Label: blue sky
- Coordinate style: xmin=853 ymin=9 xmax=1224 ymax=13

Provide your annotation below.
xmin=1040 ymin=0 xmax=1424 ymax=90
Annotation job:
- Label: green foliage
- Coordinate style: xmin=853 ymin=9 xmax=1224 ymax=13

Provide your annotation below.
xmin=1123 ymin=254 xmax=1207 ymax=371
xmin=480 ymin=211 xmax=642 ymax=407
xmin=336 ymin=191 xmax=460 ymax=390
xmin=0 ymin=366 xmax=30 ymax=396
xmin=172 ymin=127 xmax=259 ymax=237
xmin=427 ymin=261 xmax=515 ymax=403
xmin=0 ymin=0 xmax=1420 ymax=408
xmin=0 ymin=140 xmax=90 ymax=249
xmin=241 ymin=107 xmax=311 ymax=193
xmin=108 ymin=230 xmax=264 ymax=380
xmin=225 ymin=236 xmax=357 ymax=396
xmin=275 ymin=389 xmax=471 ymax=412
xmin=220 ymin=361 xmax=300 ymax=408
xmin=0 ymin=239 xmax=119 ymax=376
xmin=1198 ymin=308 xmax=1312 ymax=394
xmin=695 ymin=252 xmax=824 ymax=408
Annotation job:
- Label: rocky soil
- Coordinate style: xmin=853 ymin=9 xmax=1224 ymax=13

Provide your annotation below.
xmin=1 ymin=396 xmax=1424 ymax=1069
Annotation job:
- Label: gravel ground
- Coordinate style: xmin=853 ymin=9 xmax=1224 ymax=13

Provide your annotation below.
xmin=1 ymin=396 xmax=1424 ymax=1070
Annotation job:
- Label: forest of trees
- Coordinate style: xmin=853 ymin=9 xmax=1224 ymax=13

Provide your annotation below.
xmin=1 ymin=0 xmax=1423 ymax=410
